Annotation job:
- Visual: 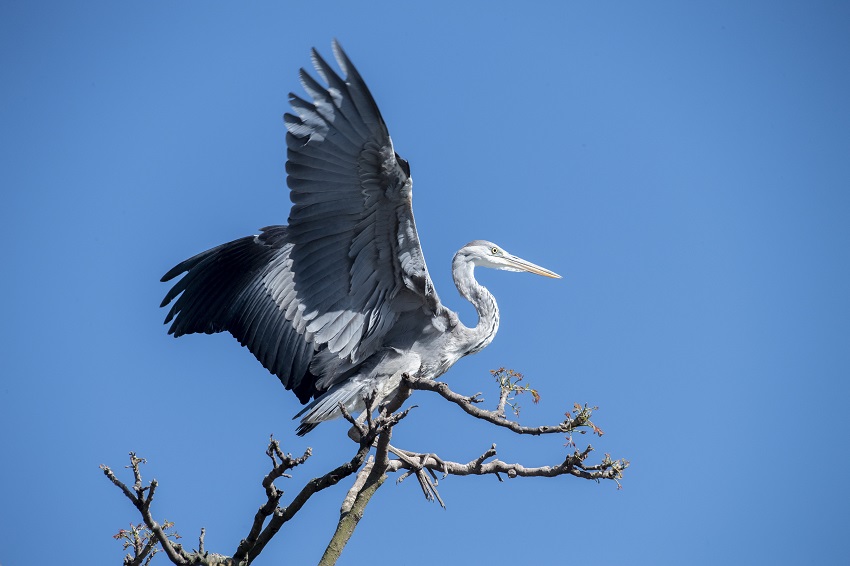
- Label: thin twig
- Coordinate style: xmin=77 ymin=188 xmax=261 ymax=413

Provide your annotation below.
xmin=101 ymin=455 xmax=189 ymax=565
xmin=233 ymin=438 xmax=313 ymax=563
xmin=246 ymin=441 xmax=372 ymax=563
xmin=403 ymin=375 xmax=595 ymax=436
xmin=105 ymin=369 xmax=628 ymax=565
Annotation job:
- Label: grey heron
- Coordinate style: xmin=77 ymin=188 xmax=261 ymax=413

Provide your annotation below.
xmin=161 ymin=41 xmax=561 ymax=435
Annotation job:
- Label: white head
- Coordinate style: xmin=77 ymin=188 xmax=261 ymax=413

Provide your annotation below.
xmin=458 ymin=240 xmax=561 ymax=278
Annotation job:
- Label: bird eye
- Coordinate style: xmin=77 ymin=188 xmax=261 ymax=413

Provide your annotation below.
xmin=491 ymin=247 xmax=499 ymax=255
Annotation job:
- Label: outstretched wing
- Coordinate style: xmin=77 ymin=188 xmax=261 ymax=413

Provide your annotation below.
xmin=285 ymin=40 xmax=448 ymax=362
xmin=161 ymin=226 xmax=320 ymax=403
xmin=162 ymin=41 xmax=449 ymax=401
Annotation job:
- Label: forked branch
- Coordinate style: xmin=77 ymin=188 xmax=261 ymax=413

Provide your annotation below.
xmin=104 ymin=370 xmax=628 ymax=565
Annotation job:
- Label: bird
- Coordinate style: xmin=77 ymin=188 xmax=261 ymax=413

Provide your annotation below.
xmin=160 ymin=41 xmax=561 ymax=435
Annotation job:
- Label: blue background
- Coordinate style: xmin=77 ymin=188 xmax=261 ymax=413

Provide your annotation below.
xmin=2 ymin=1 xmax=849 ymax=564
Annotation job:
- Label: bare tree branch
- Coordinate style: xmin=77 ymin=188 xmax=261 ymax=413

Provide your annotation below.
xmin=104 ymin=370 xmax=628 ymax=565
xmin=387 ymin=442 xmax=628 ymax=484
xmin=101 ymin=455 xmax=191 ymax=565
xmin=245 ymin=441 xmax=371 ymax=563
xmin=318 ymin=422 xmax=395 ymax=566
xmin=340 ymin=456 xmax=375 ymax=515
xmin=232 ymin=439 xmax=312 ymax=563
xmin=402 ymin=374 xmax=602 ymax=438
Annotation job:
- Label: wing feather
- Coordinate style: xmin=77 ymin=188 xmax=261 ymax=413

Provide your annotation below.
xmin=161 ymin=41 xmax=451 ymax=405
xmin=161 ymin=228 xmax=320 ymax=403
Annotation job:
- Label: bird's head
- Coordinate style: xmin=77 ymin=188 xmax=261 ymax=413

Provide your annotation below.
xmin=459 ymin=240 xmax=561 ymax=278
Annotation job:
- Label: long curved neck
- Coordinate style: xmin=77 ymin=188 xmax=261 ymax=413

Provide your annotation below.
xmin=452 ymin=253 xmax=500 ymax=355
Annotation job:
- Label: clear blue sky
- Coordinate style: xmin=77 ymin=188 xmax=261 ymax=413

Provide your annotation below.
xmin=2 ymin=2 xmax=849 ymax=564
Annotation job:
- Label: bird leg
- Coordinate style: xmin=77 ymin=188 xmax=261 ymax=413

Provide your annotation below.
xmin=388 ymin=445 xmax=447 ymax=507
xmin=390 ymin=446 xmax=449 ymax=479
xmin=340 ymin=389 xmax=382 ymax=443
xmin=346 ymin=412 xmax=369 ymax=443
xmin=342 ymin=392 xmax=417 ymax=443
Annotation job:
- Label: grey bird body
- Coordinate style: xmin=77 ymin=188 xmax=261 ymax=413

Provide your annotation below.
xmin=161 ymin=42 xmax=560 ymax=435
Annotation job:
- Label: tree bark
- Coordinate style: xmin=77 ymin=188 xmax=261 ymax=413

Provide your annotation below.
xmin=318 ymin=471 xmax=387 ymax=566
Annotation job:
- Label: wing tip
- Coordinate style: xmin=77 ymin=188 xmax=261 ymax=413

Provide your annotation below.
xmin=331 ymin=39 xmax=349 ymax=76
